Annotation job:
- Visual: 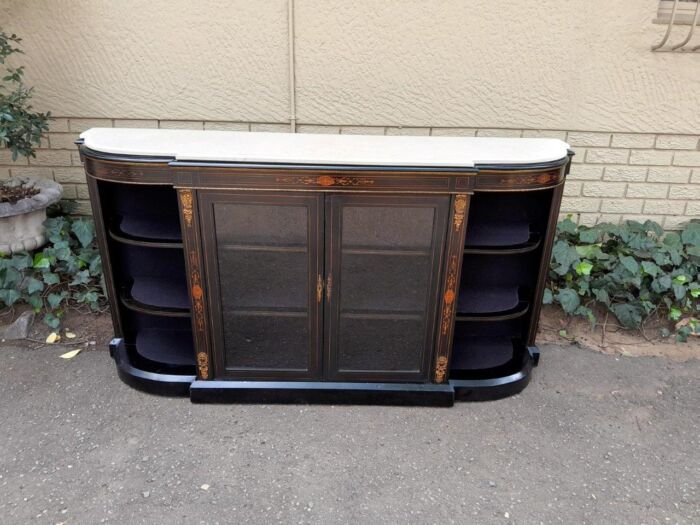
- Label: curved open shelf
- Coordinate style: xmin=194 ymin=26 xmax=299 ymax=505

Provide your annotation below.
xmin=456 ymin=285 xmax=530 ymax=320
xmin=456 ymin=302 xmax=529 ymax=322
xmin=109 ymin=227 xmax=183 ymax=249
xmin=119 ymin=213 xmax=181 ymax=241
xmin=449 ymin=336 xmax=525 ymax=380
xmin=134 ymin=328 xmax=196 ymax=369
xmin=464 ymin=222 xmax=541 ymax=254
xmin=120 ymin=277 xmax=190 ymax=317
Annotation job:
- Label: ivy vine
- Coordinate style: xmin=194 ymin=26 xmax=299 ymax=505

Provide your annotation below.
xmin=0 ymin=216 xmax=105 ymax=328
xmin=545 ymin=218 xmax=700 ymax=341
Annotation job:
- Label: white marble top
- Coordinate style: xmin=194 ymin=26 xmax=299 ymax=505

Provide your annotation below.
xmin=80 ymin=128 xmax=570 ymax=168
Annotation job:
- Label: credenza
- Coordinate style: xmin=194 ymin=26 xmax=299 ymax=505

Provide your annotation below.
xmin=77 ymin=129 xmax=572 ymax=406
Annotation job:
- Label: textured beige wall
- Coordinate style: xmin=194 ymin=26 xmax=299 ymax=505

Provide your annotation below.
xmin=0 ymin=1 xmax=699 ymax=227
xmin=0 ymin=0 xmax=291 ymax=122
xmin=1 ymin=0 xmax=699 ymax=133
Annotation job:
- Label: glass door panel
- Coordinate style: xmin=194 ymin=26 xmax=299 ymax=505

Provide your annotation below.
xmin=325 ymin=195 xmax=449 ymax=381
xmin=199 ymin=192 xmax=322 ymax=379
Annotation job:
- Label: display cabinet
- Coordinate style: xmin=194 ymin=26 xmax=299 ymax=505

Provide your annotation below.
xmin=78 ymin=129 xmax=572 ymax=405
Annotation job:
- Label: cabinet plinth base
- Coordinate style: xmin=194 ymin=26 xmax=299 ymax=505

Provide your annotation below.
xmin=110 ymin=338 xmax=195 ymax=397
xmin=190 ymin=380 xmax=455 ymax=406
xmin=451 ymin=348 xmax=536 ymax=401
xmin=109 ymin=338 xmax=538 ymax=404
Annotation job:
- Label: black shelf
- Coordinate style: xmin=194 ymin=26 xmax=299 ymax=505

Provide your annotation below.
xmin=450 ymin=336 xmax=524 ymax=380
xmin=109 ymin=227 xmax=183 ymax=249
xmin=465 ymin=221 xmax=530 ymax=247
xmin=457 ymin=285 xmax=521 ymax=315
xmin=134 ymin=328 xmax=196 ymax=368
xmin=451 ymin=336 xmax=514 ymax=370
xmin=120 ymin=277 xmax=190 ymax=317
xmin=120 ymin=214 xmax=181 ymax=241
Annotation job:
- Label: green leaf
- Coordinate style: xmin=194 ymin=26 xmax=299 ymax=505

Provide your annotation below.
xmin=592 ymin=288 xmax=610 ymax=305
xmin=542 ymin=288 xmax=553 ymax=304
xmin=574 ymin=305 xmax=595 ymax=322
xmin=42 ymin=271 xmax=60 ymax=285
xmin=619 ymin=255 xmax=639 ymax=274
xmin=673 ymin=284 xmax=686 ymax=301
xmin=672 ymin=275 xmax=687 ymax=285
xmin=71 ymin=219 xmax=95 ymax=248
xmin=663 ymin=231 xmax=682 ymax=249
xmin=557 ymin=218 xmax=577 ymax=235
xmin=25 ymin=276 xmax=44 ymax=294
xmin=32 ymin=252 xmax=51 ymax=269
xmin=687 ymin=246 xmax=700 ymax=258
xmin=681 ymin=223 xmax=700 ymax=246
xmin=556 ymin=288 xmax=580 ymax=314
xmin=11 ymin=253 xmax=33 ymax=270
xmin=669 ymin=307 xmax=682 ymax=321
xmin=552 ymin=241 xmax=579 ymax=275
xmin=43 ymin=312 xmax=61 ymax=329
xmin=47 ymin=292 xmax=67 ymax=309
xmin=652 ymin=274 xmax=672 ymax=293
xmin=575 ymin=244 xmax=601 ymax=258
xmin=26 ymin=293 xmax=43 ymax=310
xmin=611 ymin=303 xmax=643 ymax=328
xmin=70 ymin=269 xmax=90 ymax=286
xmin=575 ymin=261 xmax=594 ymax=276
xmin=0 ymin=288 xmax=21 ymax=306
xmin=578 ymin=228 xmax=598 ymax=243
xmin=641 ymin=261 xmax=660 ymax=277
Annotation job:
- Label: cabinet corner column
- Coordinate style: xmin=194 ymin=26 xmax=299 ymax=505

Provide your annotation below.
xmin=433 ymin=193 xmax=470 ymax=384
xmin=177 ymin=188 xmax=213 ymax=380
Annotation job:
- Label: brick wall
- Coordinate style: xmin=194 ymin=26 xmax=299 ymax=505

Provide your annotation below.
xmin=1 ymin=118 xmax=698 ymax=229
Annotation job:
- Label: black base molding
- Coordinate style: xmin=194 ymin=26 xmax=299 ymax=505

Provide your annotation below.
xmin=110 ymin=338 xmax=194 ymax=397
xmin=190 ymin=380 xmax=455 ymax=406
xmin=109 ymin=338 xmax=538 ymax=405
xmin=451 ymin=348 xmax=537 ymax=401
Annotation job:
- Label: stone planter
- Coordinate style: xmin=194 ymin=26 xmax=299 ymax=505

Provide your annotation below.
xmin=0 ymin=177 xmax=63 ymax=255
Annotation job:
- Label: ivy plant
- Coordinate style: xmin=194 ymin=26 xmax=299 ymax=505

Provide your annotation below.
xmin=545 ymin=218 xmax=700 ymax=341
xmin=0 ymin=216 xmax=105 ymax=328
xmin=0 ymin=29 xmax=50 ymax=160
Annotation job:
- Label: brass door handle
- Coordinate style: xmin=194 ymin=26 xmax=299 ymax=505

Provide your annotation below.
xmin=326 ymin=273 xmax=332 ymax=302
xmin=316 ymin=274 xmax=323 ymax=303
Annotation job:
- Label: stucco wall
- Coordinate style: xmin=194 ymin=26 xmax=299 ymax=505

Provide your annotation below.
xmin=0 ymin=0 xmax=699 ymax=226
xmin=2 ymin=0 xmax=698 ymax=133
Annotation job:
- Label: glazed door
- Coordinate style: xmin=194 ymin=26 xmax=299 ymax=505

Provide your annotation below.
xmin=200 ymin=191 xmax=323 ymax=379
xmin=324 ymin=194 xmax=449 ymax=381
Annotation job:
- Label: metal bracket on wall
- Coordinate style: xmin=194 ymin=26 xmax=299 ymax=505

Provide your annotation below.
xmin=652 ymin=0 xmax=700 ymax=52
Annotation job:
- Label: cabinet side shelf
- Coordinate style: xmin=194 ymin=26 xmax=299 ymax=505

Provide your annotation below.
xmin=455 ymin=301 xmax=529 ymax=322
xmin=108 ymin=228 xmax=184 ymax=249
xmin=120 ymin=291 xmax=191 ymax=318
xmin=463 ymin=234 xmax=541 ymax=255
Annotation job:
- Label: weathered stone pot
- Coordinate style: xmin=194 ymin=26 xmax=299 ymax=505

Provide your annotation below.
xmin=0 ymin=177 xmax=63 ymax=255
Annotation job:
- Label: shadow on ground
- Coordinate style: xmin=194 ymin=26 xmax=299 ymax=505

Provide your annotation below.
xmin=0 ymin=342 xmax=697 ymax=524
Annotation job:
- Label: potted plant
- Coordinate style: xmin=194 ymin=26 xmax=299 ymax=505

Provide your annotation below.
xmin=0 ymin=29 xmax=55 ymax=255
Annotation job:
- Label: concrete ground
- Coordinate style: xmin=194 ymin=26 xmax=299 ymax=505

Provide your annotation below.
xmin=0 ymin=342 xmax=697 ymax=525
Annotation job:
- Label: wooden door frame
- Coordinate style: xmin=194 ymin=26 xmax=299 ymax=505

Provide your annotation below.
xmin=323 ymin=193 xmax=450 ymax=382
xmin=197 ymin=190 xmax=324 ymax=380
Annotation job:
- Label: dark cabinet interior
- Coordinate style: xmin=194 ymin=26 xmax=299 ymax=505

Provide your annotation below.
xmin=95 ymin=179 xmax=196 ymax=375
xmin=450 ymin=189 xmax=555 ymax=382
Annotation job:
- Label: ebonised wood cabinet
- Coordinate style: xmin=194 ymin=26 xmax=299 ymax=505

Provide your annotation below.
xmin=78 ymin=129 xmax=572 ymax=405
